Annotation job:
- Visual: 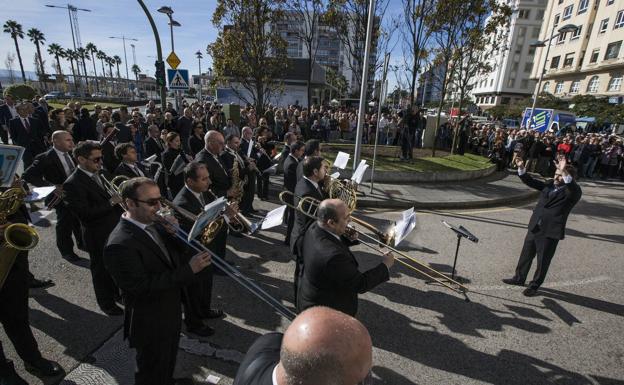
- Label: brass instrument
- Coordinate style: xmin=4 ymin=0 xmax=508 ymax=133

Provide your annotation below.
xmin=278 ymin=191 xmax=469 ymax=298
xmin=100 ymin=174 xmax=130 ymax=210
xmin=0 ymin=188 xmax=40 ymax=290
xmin=46 ymin=188 xmax=64 ymax=210
xmin=100 ymin=127 xmax=120 ymax=146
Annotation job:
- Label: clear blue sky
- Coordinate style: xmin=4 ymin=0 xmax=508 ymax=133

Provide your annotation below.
xmin=1 ymin=0 xmax=404 ymax=86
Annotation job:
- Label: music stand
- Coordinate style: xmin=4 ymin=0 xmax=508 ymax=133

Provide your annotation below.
xmin=441 ymin=221 xmax=478 ymax=280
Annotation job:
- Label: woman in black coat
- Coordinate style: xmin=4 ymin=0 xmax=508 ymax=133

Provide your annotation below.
xmin=161 ymin=132 xmax=190 ymax=198
xmin=187 ymin=122 xmax=205 ymax=157
xmin=74 ymin=108 xmax=99 ymax=142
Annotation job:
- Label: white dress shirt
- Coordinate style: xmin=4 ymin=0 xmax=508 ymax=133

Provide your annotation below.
xmin=53 ymin=147 xmax=75 ymax=177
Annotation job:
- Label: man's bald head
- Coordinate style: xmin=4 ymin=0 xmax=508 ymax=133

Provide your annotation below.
xmin=317 ymin=199 xmax=346 ymax=225
xmin=204 ymin=130 xmax=225 ymax=154
xmin=52 ymin=130 xmax=74 ymax=152
xmin=279 ymin=307 xmax=372 ymax=385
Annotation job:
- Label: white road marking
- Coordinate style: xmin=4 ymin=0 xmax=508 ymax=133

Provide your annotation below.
xmin=469 ymin=276 xmax=610 ymax=291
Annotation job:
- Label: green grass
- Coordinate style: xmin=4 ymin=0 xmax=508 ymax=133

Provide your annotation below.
xmin=321 ymin=144 xmax=491 ymax=172
xmin=48 ymin=100 xmax=127 ymax=111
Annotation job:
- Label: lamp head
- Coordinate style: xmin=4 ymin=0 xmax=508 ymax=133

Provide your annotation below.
xmin=157 ymin=6 xmax=173 ymax=15
xmin=558 ymin=24 xmax=579 ymax=34
xmin=529 ymin=40 xmax=546 ymax=48
xmin=170 ymin=20 xmax=181 ymax=27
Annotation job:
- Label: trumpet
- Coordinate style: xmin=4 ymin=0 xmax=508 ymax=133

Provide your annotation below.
xmin=278 ymin=191 xmax=469 ymax=298
xmin=46 ymin=187 xmax=64 ymax=210
xmin=154 ymin=207 xmax=296 ymax=321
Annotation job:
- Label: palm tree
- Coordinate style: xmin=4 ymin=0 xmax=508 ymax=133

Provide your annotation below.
xmin=96 ymin=50 xmax=107 ymax=78
xmin=65 ymin=48 xmax=79 ymax=91
xmin=47 ymin=43 xmax=64 ymax=77
xmin=77 ymin=47 xmax=90 ymax=90
xmin=113 ymin=55 xmax=122 ymax=78
xmin=26 ymin=28 xmax=46 ymax=89
xmin=106 ymin=56 xmax=115 ymax=78
xmin=3 ymin=20 xmax=26 ymax=82
xmin=85 ymin=42 xmax=99 ymax=91
xmin=131 ymin=64 xmax=141 ymax=82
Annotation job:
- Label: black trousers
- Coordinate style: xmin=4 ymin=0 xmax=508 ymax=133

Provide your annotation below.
xmin=514 ymin=230 xmax=560 ymax=289
xmin=134 ymin=332 xmax=180 ymax=385
xmin=0 ymin=252 xmax=43 ymax=374
xmin=284 ymin=193 xmax=295 ymax=244
xmin=256 ymin=172 xmax=270 ymax=199
xmin=241 ymin=173 xmax=257 ymax=213
xmin=55 ymin=204 xmax=83 ymax=255
xmin=0 ymin=128 xmax=8 ymax=145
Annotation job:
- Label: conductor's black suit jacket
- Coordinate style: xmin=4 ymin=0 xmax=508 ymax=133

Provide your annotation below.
xmin=520 ymin=172 xmax=582 ymax=240
xmin=289 ymin=178 xmax=324 ymax=255
xmin=297 ymin=223 xmax=390 ymax=316
xmin=195 ymin=149 xmax=231 ymax=198
xmin=63 ymin=168 xmax=123 ymax=256
xmin=103 ymin=219 xmax=193 ymax=347
xmin=233 ymin=332 xmax=282 ymax=385
xmin=282 ymin=155 xmax=299 ymax=192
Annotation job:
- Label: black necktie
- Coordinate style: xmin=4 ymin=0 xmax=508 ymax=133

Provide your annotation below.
xmin=63 ymin=152 xmax=75 ymax=174
xmin=23 ymin=119 xmax=31 ymax=133
xmin=145 ymin=224 xmax=172 ymax=265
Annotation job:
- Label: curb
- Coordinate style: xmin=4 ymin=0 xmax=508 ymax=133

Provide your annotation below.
xmin=356 ymin=190 xmax=540 ymax=210
xmin=338 ymin=164 xmax=497 ymax=183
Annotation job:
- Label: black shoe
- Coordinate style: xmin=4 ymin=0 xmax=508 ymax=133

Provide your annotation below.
xmin=186 ymin=324 xmax=215 ymax=337
xmin=502 ymin=278 xmax=525 ymax=286
xmin=101 ymin=304 xmax=124 ymax=316
xmin=29 ymin=278 xmax=55 ymax=289
xmin=1 ymin=361 xmax=28 ymax=385
xmin=24 ymin=358 xmax=63 ymax=377
xmin=523 ymin=287 xmax=539 ymax=297
xmin=62 ymin=252 xmax=81 ymax=262
xmin=203 ymin=308 xmax=225 ymax=319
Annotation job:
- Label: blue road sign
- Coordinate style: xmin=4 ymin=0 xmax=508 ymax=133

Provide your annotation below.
xmin=167 ymin=69 xmax=190 ymax=90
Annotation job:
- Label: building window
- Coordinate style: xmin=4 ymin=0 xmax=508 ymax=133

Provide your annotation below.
xmin=521 ymin=79 xmax=529 ymax=88
xmin=615 ymin=10 xmax=624 ymax=29
xmin=528 ymin=46 xmax=536 ymax=55
xmin=525 ymin=62 xmax=534 ymax=72
xmin=608 ymin=75 xmax=622 ymax=91
xmin=532 ymin=27 xmax=541 ymax=39
xmin=543 ymin=81 xmax=551 ymax=93
xmin=555 ymin=81 xmax=565 ymax=94
xmin=578 ymin=0 xmax=589 ymax=13
xmin=550 ymin=55 xmax=561 ymax=68
xmin=537 ymin=9 xmax=545 ymax=20
xmin=502 ymin=97 xmax=511 ymax=104
xmin=590 ymin=49 xmax=600 ymax=62
xmin=599 ymin=18 xmax=609 ymax=33
xmin=570 ymin=80 xmax=580 ymax=93
xmin=607 ymin=0 xmax=614 ymax=5
xmin=507 ymin=78 xmax=516 ymax=87
xmin=490 ymin=79 xmax=494 ymax=87
xmin=554 ymin=14 xmax=560 ymax=27
xmin=512 ymin=61 xmax=519 ymax=70
xmin=604 ymin=41 xmax=622 ymax=59
xmin=557 ymin=32 xmax=567 ymax=44
xmin=587 ymin=76 xmax=600 ymax=92
xmin=564 ymin=52 xmax=575 ymax=67
xmin=563 ymin=5 xmax=574 ymax=20
xmin=558 ymin=0 xmax=564 ymax=4
xmin=518 ymin=9 xmax=531 ymax=19
xmin=571 ymin=25 xmax=583 ymax=40
xmin=518 ymin=27 xmax=526 ymax=37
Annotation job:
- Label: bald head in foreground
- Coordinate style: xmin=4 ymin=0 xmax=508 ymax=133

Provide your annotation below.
xmin=233 ymin=306 xmax=373 ymax=385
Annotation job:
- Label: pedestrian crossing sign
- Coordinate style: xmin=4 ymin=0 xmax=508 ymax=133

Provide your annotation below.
xmin=167 ymin=69 xmax=190 ymax=90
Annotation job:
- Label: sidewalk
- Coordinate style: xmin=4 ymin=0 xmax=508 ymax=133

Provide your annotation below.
xmin=271 ymin=171 xmax=539 ymax=210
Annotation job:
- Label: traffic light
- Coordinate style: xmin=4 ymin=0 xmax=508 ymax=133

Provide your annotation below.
xmin=155 ymin=60 xmax=166 ymax=87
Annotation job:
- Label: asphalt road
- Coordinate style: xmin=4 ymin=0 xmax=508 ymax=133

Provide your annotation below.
xmin=2 ymin=179 xmax=623 ymax=385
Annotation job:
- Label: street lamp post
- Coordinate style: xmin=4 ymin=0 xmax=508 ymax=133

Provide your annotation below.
xmin=526 ymin=23 xmax=578 ymax=129
xmin=110 ymin=35 xmax=138 ymax=98
xmin=157 ymin=6 xmax=182 ymax=112
xmin=196 ymin=50 xmax=203 ymax=102
xmin=136 ymin=0 xmax=166 ymax=108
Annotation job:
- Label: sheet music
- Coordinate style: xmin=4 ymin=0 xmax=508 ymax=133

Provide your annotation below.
xmin=188 ymin=197 xmax=227 ymax=242
xmin=394 ymin=213 xmax=417 ymax=247
xmin=401 ymin=207 xmax=414 ymax=221
xmin=0 ymin=144 xmax=25 ymax=187
xmin=333 ymin=151 xmax=350 ymax=169
xmin=330 ymin=172 xmax=340 ymax=179
xmin=25 ymin=186 xmax=56 ymax=202
xmin=351 ymin=160 xmax=369 ymax=184
xmin=261 ymin=205 xmax=287 ymax=230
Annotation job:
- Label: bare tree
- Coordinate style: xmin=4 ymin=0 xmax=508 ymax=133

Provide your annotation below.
xmin=4 ymin=52 xmax=16 ymax=83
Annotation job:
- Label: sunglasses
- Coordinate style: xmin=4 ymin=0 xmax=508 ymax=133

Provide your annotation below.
xmin=133 ymin=197 xmax=162 ymax=206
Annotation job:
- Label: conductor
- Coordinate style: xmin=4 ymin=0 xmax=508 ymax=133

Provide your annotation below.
xmin=502 ymin=156 xmax=582 ymax=296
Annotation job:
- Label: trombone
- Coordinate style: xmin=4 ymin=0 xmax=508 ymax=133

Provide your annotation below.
xmin=279 ymin=191 xmax=470 ymax=299
xmin=100 ymin=174 xmax=130 ymax=210
xmin=155 ymin=206 xmax=296 ymax=320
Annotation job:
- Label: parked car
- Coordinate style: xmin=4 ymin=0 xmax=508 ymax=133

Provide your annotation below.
xmin=44 ymin=91 xmax=64 ymax=100
xmin=92 ymin=92 xmax=107 ymax=98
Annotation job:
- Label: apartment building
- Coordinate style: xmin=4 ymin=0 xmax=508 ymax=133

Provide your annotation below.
xmin=472 ymin=0 xmax=548 ymax=109
xmin=531 ymin=0 xmax=624 ymax=103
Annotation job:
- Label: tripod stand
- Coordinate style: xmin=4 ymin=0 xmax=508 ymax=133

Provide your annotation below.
xmin=442 ymin=221 xmax=478 ymax=280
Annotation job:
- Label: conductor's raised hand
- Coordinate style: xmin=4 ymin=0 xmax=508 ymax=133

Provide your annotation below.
xmin=556 ymin=154 xmax=568 ymax=171
xmin=189 ymin=251 xmax=212 ymax=273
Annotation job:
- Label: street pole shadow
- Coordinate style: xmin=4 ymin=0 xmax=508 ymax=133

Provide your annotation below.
xmin=538 ymin=287 xmax=624 ymax=318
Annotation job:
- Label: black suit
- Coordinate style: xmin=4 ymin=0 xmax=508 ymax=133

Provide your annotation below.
xmin=102 ymin=141 xmax=121 ymax=174
xmin=104 ymin=219 xmax=193 ymax=385
xmin=173 ymin=187 xmax=225 ymax=326
xmin=0 ymin=103 xmax=16 ymax=143
xmin=176 ymin=116 xmax=193 ymax=154
xmin=512 ymin=172 xmax=582 ymax=289
xmin=282 ymin=155 xmax=299 ymax=244
xmin=297 ymin=223 xmax=390 ymax=316
xmin=233 ymin=332 xmax=282 ymax=385
xmin=63 ymin=168 xmax=122 ymax=310
xmin=188 ymin=135 xmax=204 ymax=157
xmin=23 ymin=148 xmax=82 ymax=256
xmin=289 ymin=178 xmax=324 ymax=304
xmin=162 ymin=148 xmax=188 ymax=198
xmin=239 ymin=139 xmax=257 ymax=213
xmin=114 ymin=162 xmax=150 ymax=179
xmin=0 ymin=206 xmax=45 ymax=375
xmin=8 ymin=116 xmax=47 ymax=167
xmin=144 ymin=136 xmax=165 ymax=161
xmin=195 ymin=149 xmax=231 ymax=198
xmin=114 ymin=122 xmax=132 ymax=143
xmin=74 ymin=116 xmax=99 ymax=142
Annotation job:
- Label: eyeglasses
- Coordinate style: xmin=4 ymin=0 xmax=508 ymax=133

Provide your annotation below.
xmin=133 ymin=197 xmax=162 ymax=206
xmin=88 ymin=156 xmax=103 ymax=163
